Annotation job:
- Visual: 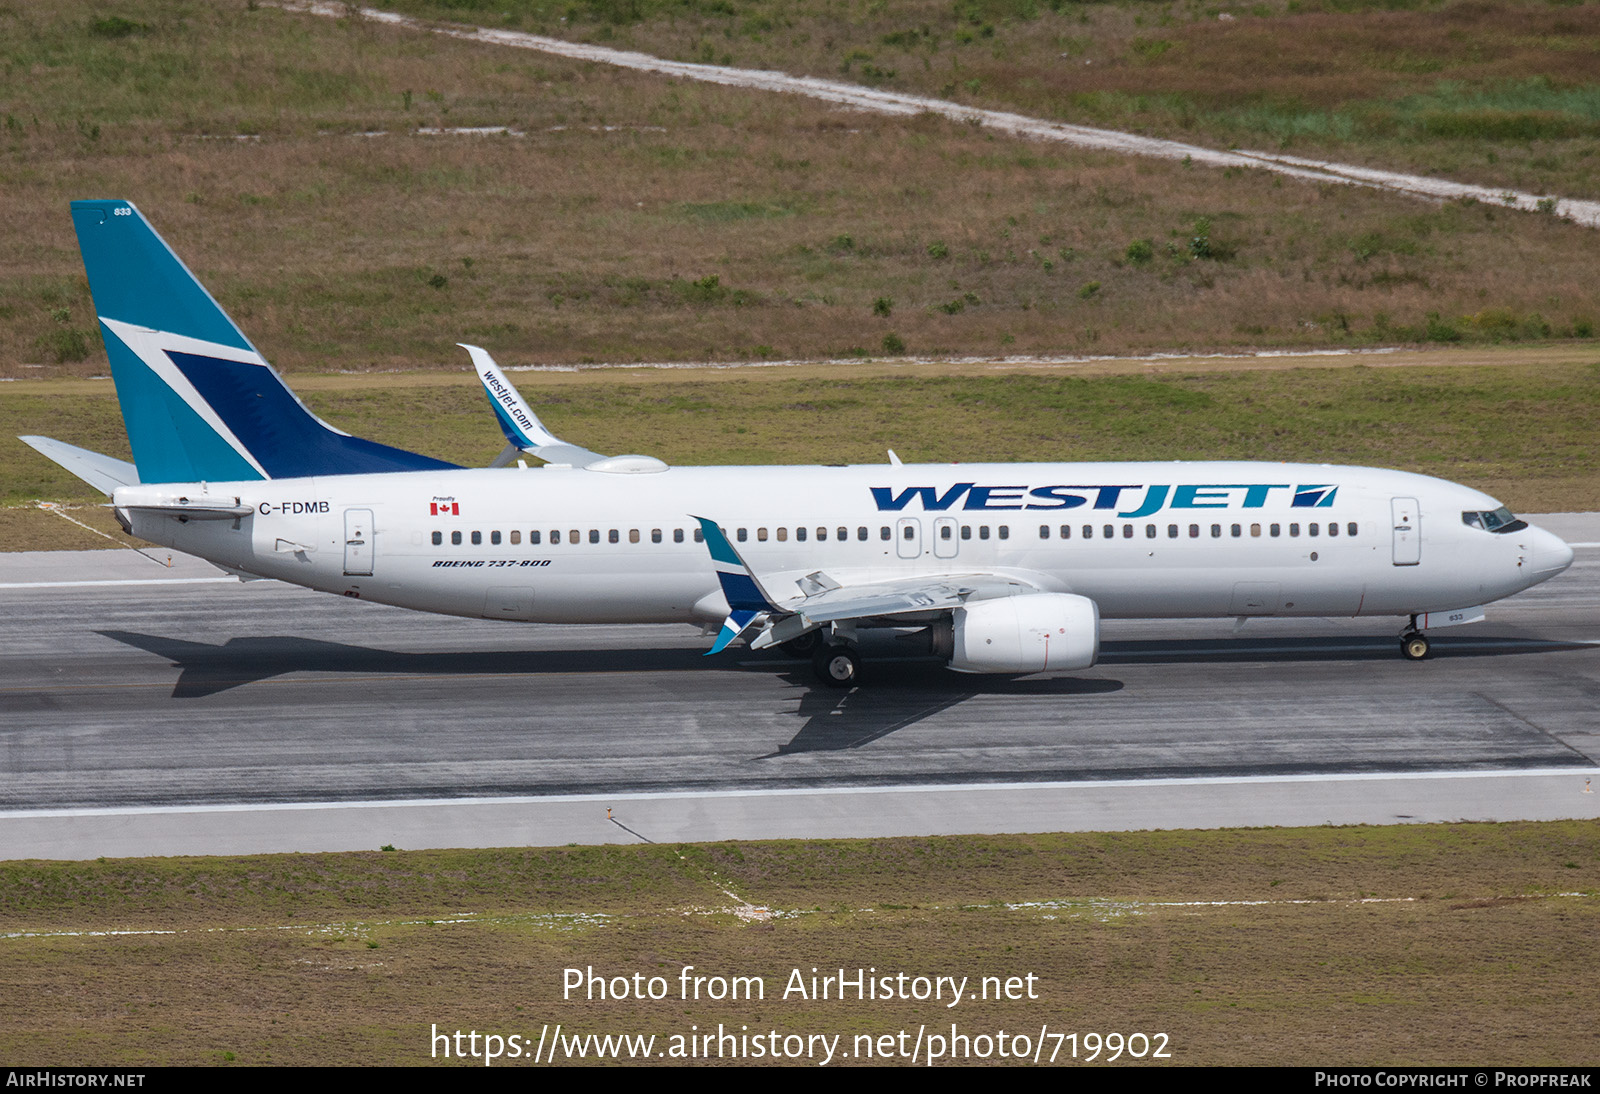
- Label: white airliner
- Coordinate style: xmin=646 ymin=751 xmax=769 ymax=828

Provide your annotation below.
xmin=21 ymin=201 xmax=1575 ymax=686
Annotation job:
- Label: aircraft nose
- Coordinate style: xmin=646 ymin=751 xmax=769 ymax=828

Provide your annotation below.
xmin=1528 ymin=525 xmax=1575 ymax=578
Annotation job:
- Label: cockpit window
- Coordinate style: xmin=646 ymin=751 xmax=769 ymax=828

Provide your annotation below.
xmin=1463 ymin=506 xmax=1528 ymax=534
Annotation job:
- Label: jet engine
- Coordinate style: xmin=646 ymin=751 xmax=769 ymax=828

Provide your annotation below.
xmin=934 ymin=593 xmax=1100 ymax=673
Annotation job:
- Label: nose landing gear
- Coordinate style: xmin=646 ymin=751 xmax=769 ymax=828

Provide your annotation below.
xmin=1400 ymin=616 xmax=1430 ymax=660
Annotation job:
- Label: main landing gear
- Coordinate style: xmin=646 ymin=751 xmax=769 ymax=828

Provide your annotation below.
xmin=1400 ymin=616 xmax=1430 ymax=661
xmin=812 ymin=643 xmax=862 ymax=688
xmin=786 ymin=623 xmax=861 ymax=687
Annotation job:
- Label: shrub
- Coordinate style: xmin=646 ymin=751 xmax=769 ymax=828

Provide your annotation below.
xmin=35 ymin=328 xmax=89 ymax=363
xmin=882 ymin=332 xmax=906 ymax=354
xmin=1424 ymin=312 xmax=1461 ymax=343
xmin=873 ymin=297 xmax=893 ymax=318
xmin=1078 ymin=281 xmax=1101 ymax=299
xmin=1125 ymin=239 xmax=1154 ymax=265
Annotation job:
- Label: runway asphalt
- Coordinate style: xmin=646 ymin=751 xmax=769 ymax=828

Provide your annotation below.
xmin=1 ymin=514 xmax=1596 ymax=858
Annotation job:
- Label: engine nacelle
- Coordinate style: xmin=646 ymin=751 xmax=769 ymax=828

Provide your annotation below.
xmin=947 ymin=593 xmax=1099 ymax=674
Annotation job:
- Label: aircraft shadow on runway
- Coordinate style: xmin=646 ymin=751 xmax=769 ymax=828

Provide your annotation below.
xmin=1098 ymin=633 xmax=1596 ymax=665
xmin=96 ymin=628 xmax=1589 ymax=703
xmin=762 ymin=665 xmax=1123 ymax=756
xmin=97 ymin=630 xmax=717 ymax=698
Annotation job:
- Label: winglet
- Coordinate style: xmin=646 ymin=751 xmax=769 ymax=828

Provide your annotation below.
xmin=692 ymin=516 xmax=784 ymax=615
xmin=706 ymin=609 xmax=761 ymax=656
xmin=460 ymin=343 xmax=607 ymax=467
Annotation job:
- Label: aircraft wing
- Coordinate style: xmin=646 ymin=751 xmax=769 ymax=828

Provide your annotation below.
xmin=692 ymin=516 xmax=1043 ymax=652
xmin=778 ymin=573 xmax=1039 ymax=624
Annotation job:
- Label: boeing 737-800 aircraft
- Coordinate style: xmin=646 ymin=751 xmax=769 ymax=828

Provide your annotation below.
xmin=20 ymin=201 xmax=1575 ymax=686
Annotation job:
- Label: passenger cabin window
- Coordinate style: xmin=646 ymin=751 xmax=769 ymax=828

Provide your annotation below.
xmin=776 ymin=527 xmax=788 ymax=542
xmin=510 ymin=530 xmax=521 ymax=545
xmin=471 ymin=531 xmax=482 ymax=545
xmin=491 ymin=530 xmax=501 ymax=545
xmin=1289 ymin=524 xmax=1300 ymax=537
xmin=1348 ymin=522 xmax=1358 ymax=536
xmin=1327 ymin=523 xmax=1338 ymax=537
xmin=1122 ymin=524 xmax=1133 ymax=539
xmin=674 ymin=529 xmax=684 ymax=543
xmin=797 ymin=527 xmax=808 ymax=542
xmin=737 ymin=528 xmax=748 ymax=542
xmin=1270 ymin=524 xmax=1280 ymax=537
xmin=1103 ymin=525 xmax=1114 ymax=539
xmin=694 ymin=528 xmax=704 ymax=543
xmin=838 ymin=527 xmax=848 ymax=541
xmin=1061 ymin=525 xmax=1072 ymax=539
xmin=880 ymin=527 xmax=890 ymax=541
xmin=1083 ymin=525 xmax=1093 ymax=539
xmin=979 ymin=526 xmax=990 ymax=540
xmin=452 ymin=531 xmax=462 ymax=545
xmin=905 ymin=526 xmax=916 ymax=540
xmin=651 ymin=529 xmax=662 ymax=544
xmin=757 ymin=527 xmax=768 ymax=542
xmin=432 ymin=531 xmax=442 ymax=546
xmin=1167 ymin=524 xmax=1178 ymax=539
xmin=1146 ymin=524 xmax=1156 ymax=539
xmin=1189 ymin=524 xmax=1199 ymax=538
xmin=962 ymin=525 xmax=973 ymax=540
xmin=589 ymin=529 xmax=600 ymax=544
xmin=817 ymin=527 xmax=828 ymax=541
xmin=1039 ymin=525 xmax=1050 ymax=540
xmin=857 ymin=527 xmax=868 ymax=541
xmin=999 ymin=526 xmax=1009 ymax=540
xmin=629 ymin=529 xmax=640 ymax=544
xmin=1210 ymin=524 xmax=1221 ymax=538
xmin=1309 ymin=523 xmax=1319 ymax=537
xmin=530 ymin=531 xmax=541 ymax=545
xmin=1230 ymin=524 xmax=1241 ymax=538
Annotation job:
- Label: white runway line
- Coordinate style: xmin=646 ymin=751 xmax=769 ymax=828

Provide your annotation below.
xmin=0 ymin=577 xmax=240 ymax=589
xmin=7 ymin=765 xmax=1596 ymax=821
xmin=281 ymin=1 xmax=1600 ymax=228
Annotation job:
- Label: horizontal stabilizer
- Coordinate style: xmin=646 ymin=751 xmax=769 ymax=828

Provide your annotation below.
xmin=19 ymin=435 xmax=140 ymax=496
xmin=122 ymin=500 xmax=255 ymax=521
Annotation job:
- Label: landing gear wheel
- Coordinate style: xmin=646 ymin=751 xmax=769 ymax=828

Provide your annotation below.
xmin=1401 ymin=632 xmax=1430 ymax=661
xmin=780 ymin=630 xmax=823 ymax=658
xmin=812 ymin=644 xmax=861 ymax=688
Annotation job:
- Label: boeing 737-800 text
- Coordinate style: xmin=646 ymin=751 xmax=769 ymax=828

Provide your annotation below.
xmin=20 ymin=201 xmax=1575 ymax=686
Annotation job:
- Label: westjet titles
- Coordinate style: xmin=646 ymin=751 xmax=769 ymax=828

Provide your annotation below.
xmin=870 ymin=482 xmax=1338 ymax=515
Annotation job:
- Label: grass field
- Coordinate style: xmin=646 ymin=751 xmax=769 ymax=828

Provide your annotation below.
xmin=3 ymin=0 xmax=1600 ymax=378
xmin=4 ymin=349 xmax=1597 ymax=551
xmin=381 ymin=0 xmax=1600 ymax=201
xmin=1 ymin=822 xmax=1595 ymax=1065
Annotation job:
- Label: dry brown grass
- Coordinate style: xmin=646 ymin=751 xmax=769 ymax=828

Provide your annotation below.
xmin=381 ymin=0 xmax=1600 ymax=198
xmin=2 ymin=0 xmax=1599 ymax=380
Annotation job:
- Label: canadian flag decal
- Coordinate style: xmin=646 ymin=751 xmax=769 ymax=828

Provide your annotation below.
xmin=430 ymin=502 xmax=459 ymax=516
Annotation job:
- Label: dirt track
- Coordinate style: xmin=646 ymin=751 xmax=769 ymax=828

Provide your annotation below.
xmin=285 ymin=1 xmax=1600 ymax=229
